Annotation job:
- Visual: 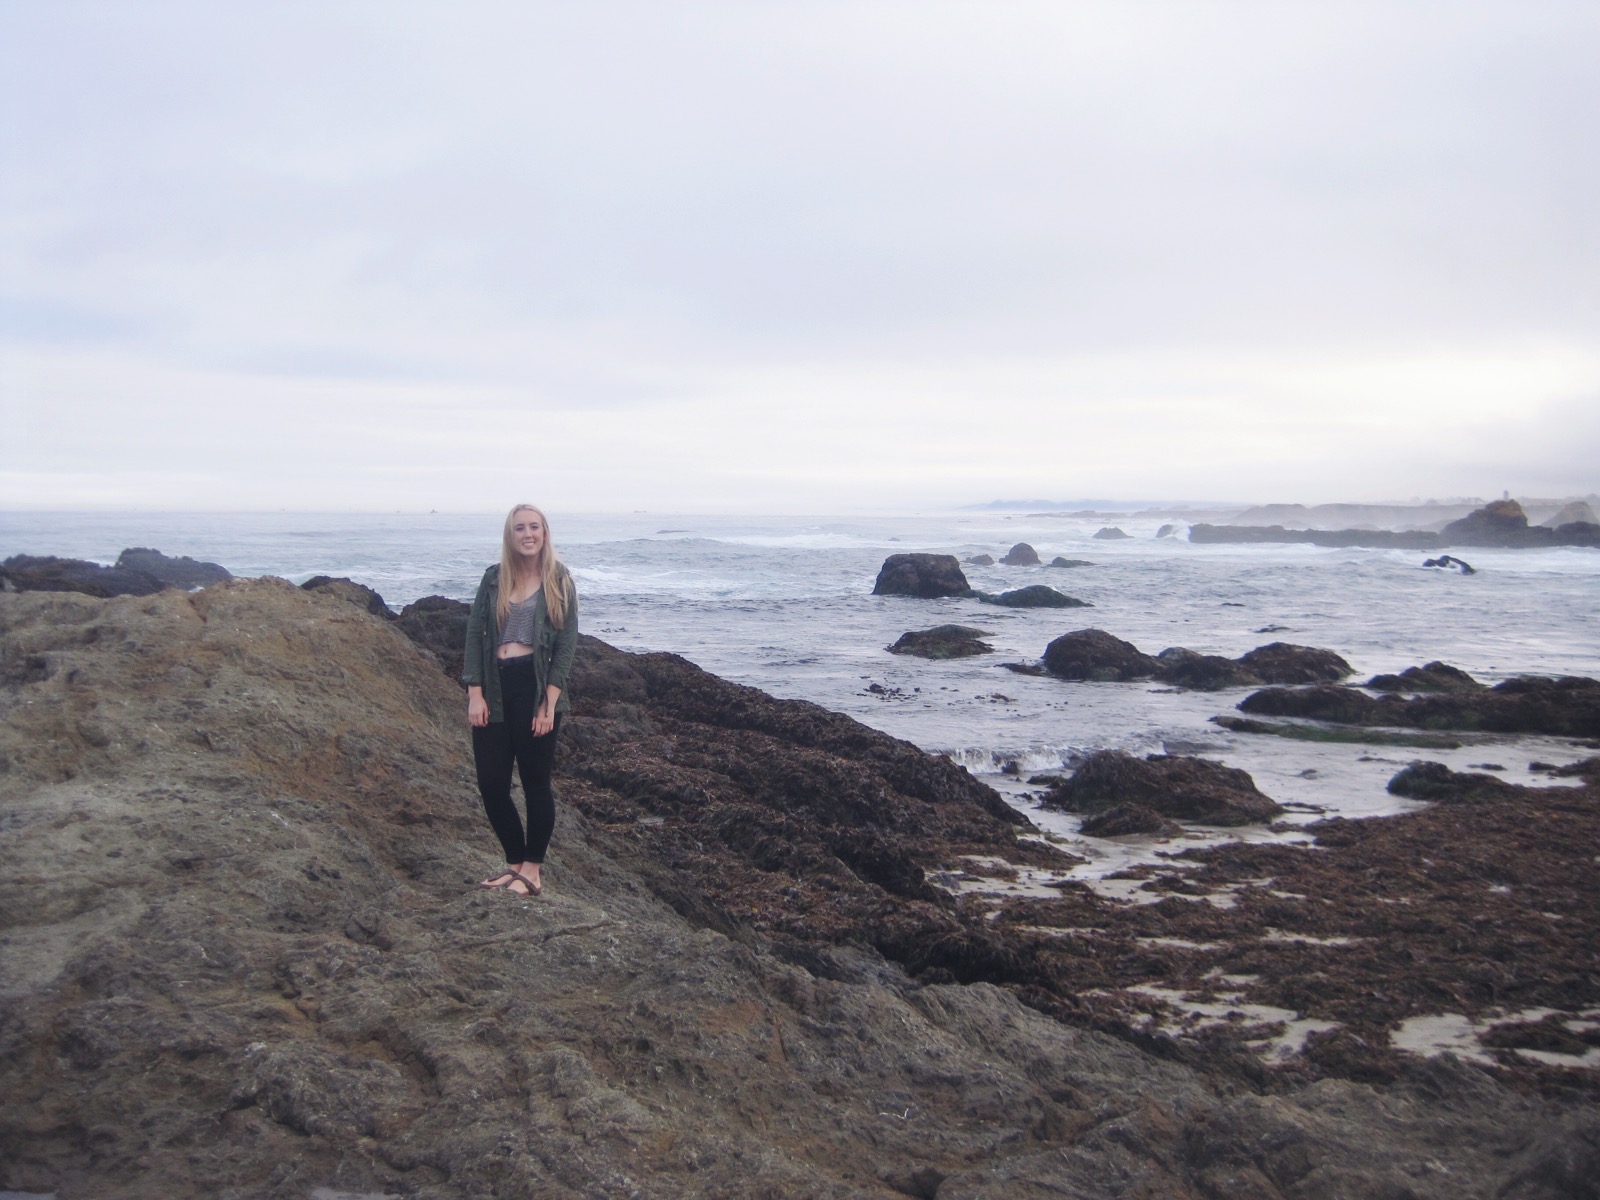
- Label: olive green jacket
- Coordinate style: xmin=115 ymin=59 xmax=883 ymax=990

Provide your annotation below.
xmin=462 ymin=564 xmax=579 ymax=723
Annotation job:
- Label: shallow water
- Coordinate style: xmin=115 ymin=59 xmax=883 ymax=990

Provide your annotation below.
xmin=5 ymin=508 xmax=1596 ymax=877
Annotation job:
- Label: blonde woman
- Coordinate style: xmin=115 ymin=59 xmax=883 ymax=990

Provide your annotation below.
xmin=462 ymin=504 xmax=579 ymax=896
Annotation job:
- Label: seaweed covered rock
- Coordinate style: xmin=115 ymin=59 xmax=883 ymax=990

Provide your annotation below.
xmin=1234 ymin=642 xmax=1352 ymax=685
xmin=1365 ymin=662 xmax=1483 ymax=693
xmin=976 ymin=585 xmax=1089 ymax=609
xmin=872 ymin=553 xmax=971 ymax=598
xmin=1042 ymin=630 xmax=1161 ymax=681
xmin=1240 ymin=676 xmax=1600 ymax=738
xmin=1386 ymin=761 xmax=1520 ymax=803
xmin=1079 ymin=802 xmax=1182 ymax=838
xmin=1041 ymin=750 xmax=1282 ymax=826
xmin=888 ymin=625 xmax=994 ymax=659
xmin=1050 ymin=557 xmax=1093 ymax=568
xmin=0 ymin=554 xmax=165 ymax=598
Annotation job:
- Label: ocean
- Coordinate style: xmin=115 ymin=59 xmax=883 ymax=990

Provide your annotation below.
xmin=5 ymin=508 xmax=1597 ymax=880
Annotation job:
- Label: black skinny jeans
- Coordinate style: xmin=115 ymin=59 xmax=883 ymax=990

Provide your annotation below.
xmin=472 ymin=655 xmax=561 ymax=864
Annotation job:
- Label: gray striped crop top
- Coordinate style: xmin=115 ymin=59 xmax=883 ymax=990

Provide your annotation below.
xmin=498 ymin=593 xmax=540 ymax=645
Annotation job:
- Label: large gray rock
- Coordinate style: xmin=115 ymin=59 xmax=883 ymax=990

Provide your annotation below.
xmin=0 ymin=554 xmax=165 ymax=598
xmin=975 ymin=585 xmax=1089 ymax=609
xmin=887 ymin=624 xmax=993 ymax=659
xmin=872 ymin=553 xmax=971 ymax=598
xmin=1041 ymin=750 xmax=1283 ymax=826
xmin=998 ymin=542 xmax=1040 ymax=565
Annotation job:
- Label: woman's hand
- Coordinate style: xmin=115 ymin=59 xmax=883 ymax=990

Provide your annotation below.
xmin=467 ymin=686 xmax=489 ymax=728
xmin=532 ymin=706 xmax=555 ymax=737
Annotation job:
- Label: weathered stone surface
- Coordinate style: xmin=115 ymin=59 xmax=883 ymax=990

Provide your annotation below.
xmin=1041 ymin=750 xmax=1284 ymax=826
xmin=998 ymin=542 xmax=1040 ymax=565
xmin=975 ymin=585 xmax=1089 ymax=609
xmin=1438 ymin=498 xmax=1532 ymax=545
xmin=1234 ymin=642 xmax=1352 ymax=685
xmin=115 ymin=546 xmax=232 ymax=588
xmin=0 ymin=553 xmax=165 ymax=598
xmin=300 ymin=574 xmax=394 ymax=619
xmin=395 ymin=594 xmax=470 ymax=681
xmin=1049 ymin=557 xmax=1093 ymax=568
xmin=1239 ymin=676 xmax=1600 ymax=738
xmin=887 ymin=625 xmax=994 ymax=659
xmin=1092 ymin=527 xmax=1131 ymax=540
xmin=963 ymin=553 xmax=995 ymax=566
xmin=1366 ymin=662 xmax=1483 ymax=693
xmin=871 ymin=553 xmax=971 ymax=598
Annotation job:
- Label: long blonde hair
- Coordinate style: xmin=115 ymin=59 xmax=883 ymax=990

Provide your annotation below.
xmin=496 ymin=504 xmax=571 ymax=630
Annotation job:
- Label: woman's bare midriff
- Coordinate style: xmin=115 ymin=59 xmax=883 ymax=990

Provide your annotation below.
xmin=497 ymin=643 xmax=535 ymax=660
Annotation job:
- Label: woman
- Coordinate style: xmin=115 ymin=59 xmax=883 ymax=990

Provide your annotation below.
xmin=462 ymin=503 xmax=579 ymax=897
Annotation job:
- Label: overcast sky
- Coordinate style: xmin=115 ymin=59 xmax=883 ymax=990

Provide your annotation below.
xmin=2 ymin=1 xmax=1597 ymax=512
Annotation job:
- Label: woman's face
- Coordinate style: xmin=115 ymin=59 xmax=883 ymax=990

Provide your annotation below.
xmin=510 ymin=510 xmax=545 ymax=561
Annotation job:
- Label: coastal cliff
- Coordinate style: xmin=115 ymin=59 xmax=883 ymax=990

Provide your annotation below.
xmin=2 ymin=579 xmax=1597 ymax=1199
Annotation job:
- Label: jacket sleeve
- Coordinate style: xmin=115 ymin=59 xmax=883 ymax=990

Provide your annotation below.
xmin=546 ymin=572 xmax=579 ymax=692
xmin=461 ymin=569 xmax=494 ymax=686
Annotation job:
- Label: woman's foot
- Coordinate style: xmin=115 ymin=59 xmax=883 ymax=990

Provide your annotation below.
xmin=505 ymin=865 xmax=542 ymax=897
xmin=480 ymin=870 xmax=519 ymax=890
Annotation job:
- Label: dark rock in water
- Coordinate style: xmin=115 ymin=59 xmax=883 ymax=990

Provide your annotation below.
xmin=1365 ymin=662 xmax=1482 ymax=693
xmin=1156 ymin=524 xmax=1177 ymax=538
xmin=888 ymin=625 xmax=994 ymax=659
xmin=1041 ymin=750 xmax=1283 ymax=826
xmin=1000 ymin=661 xmax=1047 ymax=676
xmin=975 ymin=585 xmax=1089 ymax=609
xmin=1092 ymin=527 xmax=1131 ymax=540
xmin=1079 ymin=802 xmax=1182 ymax=837
xmin=1049 ymin=557 xmax=1094 ymax=568
xmin=872 ymin=553 xmax=971 ymax=598
xmin=1422 ymin=555 xmax=1476 ymax=574
xmin=395 ymin=594 xmax=470 ymax=680
xmin=999 ymin=542 xmax=1040 ymax=565
xmin=1042 ymin=629 xmax=1161 ymax=681
xmin=115 ymin=547 xmax=232 ymax=588
xmin=0 ymin=553 xmax=165 ymax=598
xmin=300 ymin=575 xmax=394 ymax=619
xmin=964 ymin=553 xmax=995 ymax=566
xmin=1240 ymin=675 xmax=1600 ymax=738
xmin=1386 ymin=761 xmax=1519 ymax=803
xmin=1153 ymin=647 xmax=1262 ymax=691
xmin=1235 ymin=642 xmax=1352 ymax=685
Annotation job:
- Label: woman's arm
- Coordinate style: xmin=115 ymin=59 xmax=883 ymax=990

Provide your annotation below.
xmin=533 ymin=684 xmax=561 ymax=735
xmin=546 ymin=576 xmax=579 ymax=693
xmin=463 ymin=568 xmax=494 ymax=725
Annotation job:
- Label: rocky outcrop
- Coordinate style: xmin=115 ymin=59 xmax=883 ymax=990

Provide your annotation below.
xmin=1042 ymin=629 xmax=1162 ymax=681
xmin=395 ymin=594 xmax=471 ymax=680
xmin=1365 ymin=662 xmax=1483 ymax=693
xmin=0 ymin=553 xmax=166 ymax=598
xmin=1194 ymin=499 xmax=1600 ymax=549
xmin=1078 ymin=802 xmax=1182 ymax=837
xmin=300 ymin=574 xmax=394 ymax=618
xmin=1422 ymin=555 xmax=1476 ymax=574
xmin=1239 ymin=675 xmax=1600 ymax=738
xmin=963 ymin=553 xmax=995 ymax=566
xmin=871 ymin=553 xmax=971 ymax=598
xmin=1039 ymin=634 xmax=1350 ymax=691
xmin=1156 ymin=524 xmax=1177 ymax=538
xmin=998 ymin=542 xmax=1040 ymax=565
xmin=3 ymin=581 xmax=1599 ymax=1196
xmin=1049 ymin=557 xmax=1093 ymax=568
xmin=1540 ymin=500 xmax=1599 ymax=528
xmin=115 ymin=546 xmax=232 ymax=588
xmin=887 ymin=625 xmax=993 ymax=659
xmin=974 ymin=585 xmax=1089 ymax=609
xmin=1092 ymin=527 xmax=1130 ymax=540
xmin=1040 ymin=750 xmax=1283 ymax=826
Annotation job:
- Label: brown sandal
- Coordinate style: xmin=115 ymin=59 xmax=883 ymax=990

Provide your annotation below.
xmin=480 ymin=870 xmax=520 ymax=890
xmin=504 ymin=871 xmax=541 ymax=897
